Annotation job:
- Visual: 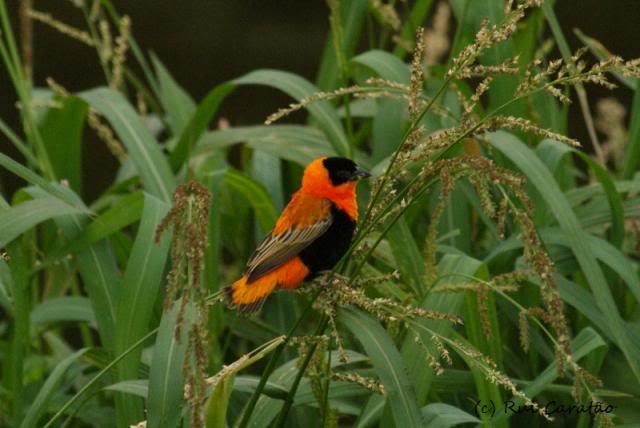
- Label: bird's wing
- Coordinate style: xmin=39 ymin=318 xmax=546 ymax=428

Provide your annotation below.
xmin=245 ymin=213 xmax=333 ymax=283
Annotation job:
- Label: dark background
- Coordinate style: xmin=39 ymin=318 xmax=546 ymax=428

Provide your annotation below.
xmin=1 ymin=0 xmax=640 ymax=200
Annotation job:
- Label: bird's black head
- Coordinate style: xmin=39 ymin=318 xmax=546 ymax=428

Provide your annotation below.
xmin=322 ymin=157 xmax=371 ymax=186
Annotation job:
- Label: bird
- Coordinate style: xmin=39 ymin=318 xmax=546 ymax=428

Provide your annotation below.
xmin=224 ymin=156 xmax=370 ymax=313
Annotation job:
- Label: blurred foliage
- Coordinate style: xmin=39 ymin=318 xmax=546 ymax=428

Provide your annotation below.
xmin=1 ymin=0 xmax=640 ymax=427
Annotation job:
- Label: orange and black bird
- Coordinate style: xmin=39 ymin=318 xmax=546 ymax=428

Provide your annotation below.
xmin=225 ymin=157 xmax=370 ymax=313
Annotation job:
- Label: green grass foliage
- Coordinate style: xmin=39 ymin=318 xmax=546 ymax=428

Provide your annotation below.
xmin=1 ymin=0 xmax=640 ymax=427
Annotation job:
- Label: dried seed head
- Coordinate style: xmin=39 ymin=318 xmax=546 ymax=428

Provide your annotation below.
xmin=332 ymin=371 xmax=385 ymax=394
xmin=47 ymin=77 xmax=128 ymax=162
xmin=27 ymin=9 xmax=94 ymax=46
xmin=596 ymin=97 xmax=627 ymax=167
xmin=370 ymin=0 xmax=401 ymax=31
xmin=110 ymin=15 xmax=131 ymax=89
xmin=424 ymin=2 xmax=451 ymax=66
xmin=156 ymin=181 xmax=212 ymax=428
xmin=408 ymin=27 xmax=426 ymax=120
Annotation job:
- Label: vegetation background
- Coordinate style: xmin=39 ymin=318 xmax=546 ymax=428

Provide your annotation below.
xmin=1 ymin=0 xmax=640 ymax=196
xmin=1 ymin=0 xmax=640 ymax=427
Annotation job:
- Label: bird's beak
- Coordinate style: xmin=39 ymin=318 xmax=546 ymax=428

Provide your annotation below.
xmin=351 ymin=166 xmax=371 ymax=180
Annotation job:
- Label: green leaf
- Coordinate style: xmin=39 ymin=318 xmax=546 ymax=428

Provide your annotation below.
xmin=252 ymin=150 xmax=284 ymax=211
xmin=197 ymin=125 xmax=337 ymax=166
xmin=31 ymin=297 xmax=95 ymax=325
xmin=462 ymin=263 xmax=506 ymax=428
xmin=232 ymin=376 xmax=289 ymax=399
xmin=80 ymin=87 xmax=175 ymax=202
xmin=316 ymin=0 xmax=369 ymax=90
xmin=354 ymin=394 xmax=385 ymax=428
xmin=39 ymin=96 xmax=87 ymax=193
xmin=205 ymin=336 xmax=285 ymax=428
xmin=170 ymin=83 xmax=234 ymax=171
xmin=488 ymin=227 xmax=640 ymax=308
xmin=105 ymin=380 xmax=149 ymax=398
xmin=224 ymin=169 xmax=277 ymax=233
xmin=147 ymin=302 xmax=195 ymax=428
xmin=0 ymin=152 xmax=87 ymax=210
xmin=352 ymin=50 xmax=410 ymax=84
xmin=452 ymin=0 xmax=523 ymax=114
xmin=401 ymin=254 xmax=482 ymax=405
xmin=352 ymin=50 xmax=411 ymax=162
xmin=151 ymin=53 xmax=196 ymax=135
xmin=421 ymin=403 xmax=480 ymax=428
xmin=0 ymin=197 xmax=85 ymax=247
xmin=114 ymin=193 xmax=171 ymax=426
xmin=44 ymin=192 xmax=144 ymax=266
xmin=624 ymin=80 xmax=640 ymax=179
xmin=489 ymin=131 xmax=640 ymax=383
xmin=491 ymin=327 xmax=606 ymax=423
xmin=31 ymin=185 xmax=121 ymax=349
xmin=392 ymin=0 xmax=435 ymax=57
xmin=386 ymin=218 xmax=425 ymax=296
xmin=243 ymin=351 xmax=368 ymax=427
xmin=539 ymin=138 xmax=625 ymax=248
xmin=234 ymin=70 xmax=350 ymax=157
xmin=427 ymin=367 xmax=629 ymax=398
xmin=339 ymin=308 xmax=422 ymax=428
xmin=19 ymin=349 xmax=89 ymax=428
xmin=0 ymin=258 xmax=12 ymax=315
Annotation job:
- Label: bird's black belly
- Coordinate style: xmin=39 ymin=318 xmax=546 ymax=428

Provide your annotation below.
xmin=299 ymin=204 xmax=356 ymax=278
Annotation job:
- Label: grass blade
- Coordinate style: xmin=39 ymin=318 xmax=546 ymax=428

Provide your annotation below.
xmin=147 ymin=302 xmax=196 ymax=428
xmin=80 ymin=87 xmax=175 ymax=202
xmin=316 ymin=0 xmax=369 ymax=90
xmin=0 ymin=152 xmax=87 ymax=210
xmin=386 ymin=218 xmax=425 ymax=296
xmin=421 ymin=402 xmax=480 ymax=428
xmin=206 ymin=336 xmax=285 ymax=428
xmin=339 ymin=307 xmax=422 ymax=428
xmin=170 ymin=83 xmax=234 ymax=171
xmin=224 ymin=169 xmax=277 ymax=233
xmin=234 ymin=70 xmax=350 ymax=156
xmin=43 ymin=192 xmax=144 ymax=267
xmin=19 ymin=349 xmax=89 ymax=428
xmin=492 ymin=327 xmax=606 ymax=423
xmin=623 ymin=80 xmax=640 ymax=179
xmin=105 ymin=380 xmax=149 ymax=398
xmin=45 ymin=192 xmax=121 ymax=349
xmin=197 ymin=125 xmax=338 ymax=166
xmin=401 ymin=254 xmax=482 ymax=404
xmin=114 ymin=193 xmax=171 ymax=427
xmin=31 ymin=297 xmax=95 ymax=325
xmin=489 ymin=130 xmax=640 ymax=383
xmin=38 ymin=96 xmax=87 ymax=193
xmin=151 ymin=53 xmax=196 ymax=135
xmin=352 ymin=50 xmax=410 ymax=84
xmin=352 ymin=50 xmax=410 ymax=162
xmin=0 ymin=197 xmax=85 ymax=247
xmin=393 ymin=0 xmax=435 ymax=57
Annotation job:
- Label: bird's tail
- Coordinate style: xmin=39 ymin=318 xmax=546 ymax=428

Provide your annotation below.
xmin=224 ymin=275 xmax=275 ymax=314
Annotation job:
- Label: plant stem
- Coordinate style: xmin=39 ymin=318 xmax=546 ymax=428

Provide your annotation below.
xmin=43 ymin=328 xmax=159 ymax=428
xmin=273 ymin=315 xmax=329 ymax=428
xmin=19 ymin=0 xmax=32 ymax=81
xmin=0 ymin=0 xmax=56 ymax=180
xmin=320 ymin=335 xmax=333 ymax=422
xmin=79 ymin=1 xmax=112 ymax=82
xmin=236 ymin=289 xmax=322 ymax=428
